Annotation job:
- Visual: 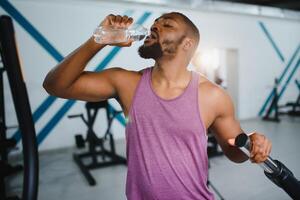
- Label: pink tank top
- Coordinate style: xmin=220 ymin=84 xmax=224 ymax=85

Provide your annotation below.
xmin=125 ymin=66 xmax=215 ymax=200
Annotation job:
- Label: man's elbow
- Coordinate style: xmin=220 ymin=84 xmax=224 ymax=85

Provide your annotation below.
xmin=229 ymin=157 xmax=248 ymax=164
xmin=43 ymin=78 xmax=63 ymax=97
xmin=224 ymin=147 xmax=249 ymax=163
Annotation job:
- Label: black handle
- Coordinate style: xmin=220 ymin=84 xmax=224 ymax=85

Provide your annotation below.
xmin=235 ymin=133 xmax=300 ymax=200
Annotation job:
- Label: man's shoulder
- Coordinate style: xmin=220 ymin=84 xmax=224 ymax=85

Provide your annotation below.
xmin=196 ymin=72 xmax=234 ymax=117
xmin=109 ymin=67 xmax=150 ymax=87
xmin=197 ymin=73 xmax=230 ymax=103
xmin=111 ymin=66 xmax=149 ymax=78
xmin=197 ymin=73 xmax=221 ymax=93
xmin=111 ymin=67 xmax=150 ymax=76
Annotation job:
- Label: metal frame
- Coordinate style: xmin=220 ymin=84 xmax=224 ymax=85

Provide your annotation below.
xmin=0 ymin=15 xmax=39 ymax=200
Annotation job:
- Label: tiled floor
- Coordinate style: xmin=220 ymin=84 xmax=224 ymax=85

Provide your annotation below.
xmin=6 ymin=117 xmax=300 ymax=200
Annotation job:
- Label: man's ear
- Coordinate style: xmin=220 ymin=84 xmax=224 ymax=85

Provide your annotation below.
xmin=183 ymin=38 xmax=193 ymax=51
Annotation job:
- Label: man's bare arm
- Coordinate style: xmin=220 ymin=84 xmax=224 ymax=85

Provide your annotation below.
xmin=210 ymin=88 xmax=249 ymax=163
xmin=43 ymin=15 xmax=133 ymax=102
xmin=210 ymin=87 xmax=272 ymax=164
xmin=43 ymin=37 xmax=111 ymax=101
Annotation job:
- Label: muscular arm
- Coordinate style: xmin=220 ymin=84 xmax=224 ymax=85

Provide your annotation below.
xmin=210 ymin=88 xmax=249 ymax=163
xmin=43 ymin=37 xmax=117 ymax=101
xmin=43 ymin=14 xmax=133 ymax=102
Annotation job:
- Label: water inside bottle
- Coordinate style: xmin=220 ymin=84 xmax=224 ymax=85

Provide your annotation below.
xmin=130 ymin=34 xmax=146 ymax=41
xmin=128 ymin=24 xmax=148 ymax=41
xmin=93 ymin=26 xmax=128 ymax=44
xmin=93 ymin=24 xmax=148 ymax=44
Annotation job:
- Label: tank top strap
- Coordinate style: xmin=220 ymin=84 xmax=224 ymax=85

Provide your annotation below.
xmin=172 ymin=69 xmax=198 ymax=101
xmin=187 ymin=69 xmax=199 ymax=94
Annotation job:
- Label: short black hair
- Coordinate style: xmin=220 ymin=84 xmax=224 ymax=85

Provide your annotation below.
xmin=169 ymin=12 xmax=200 ymax=45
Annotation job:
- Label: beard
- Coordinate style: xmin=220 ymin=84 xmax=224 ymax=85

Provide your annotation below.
xmin=138 ymin=35 xmax=186 ymax=59
xmin=138 ymin=42 xmax=163 ymax=59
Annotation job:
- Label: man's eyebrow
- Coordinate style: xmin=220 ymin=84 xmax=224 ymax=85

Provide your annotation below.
xmin=154 ymin=16 xmax=178 ymax=23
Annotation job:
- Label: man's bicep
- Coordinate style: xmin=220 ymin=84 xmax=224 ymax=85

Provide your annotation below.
xmin=210 ymin=91 xmax=243 ymax=154
xmin=63 ymin=68 xmax=121 ymax=102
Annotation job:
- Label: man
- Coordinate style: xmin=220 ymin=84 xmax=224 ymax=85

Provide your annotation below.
xmin=43 ymin=12 xmax=272 ymax=200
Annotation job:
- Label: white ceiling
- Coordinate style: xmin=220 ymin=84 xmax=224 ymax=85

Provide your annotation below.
xmin=104 ymin=0 xmax=300 ymax=20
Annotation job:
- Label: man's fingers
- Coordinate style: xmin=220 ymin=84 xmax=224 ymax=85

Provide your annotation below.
xmin=106 ymin=15 xmax=133 ymax=28
xmin=121 ymin=15 xmax=129 ymax=24
xmin=252 ymin=154 xmax=265 ymax=163
xmin=101 ymin=14 xmax=134 ymax=29
xmin=121 ymin=16 xmax=133 ymax=28
xmin=127 ymin=17 xmax=134 ymax=25
xmin=265 ymin=141 xmax=272 ymax=157
xmin=250 ymin=139 xmax=257 ymax=158
xmin=115 ymin=15 xmax=122 ymax=24
xmin=250 ymin=140 xmax=264 ymax=162
xmin=228 ymin=138 xmax=235 ymax=146
xmin=108 ymin=14 xmax=116 ymax=24
xmin=250 ymin=136 xmax=270 ymax=163
xmin=261 ymin=136 xmax=272 ymax=160
xmin=251 ymin=144 xmax=265 ymax=163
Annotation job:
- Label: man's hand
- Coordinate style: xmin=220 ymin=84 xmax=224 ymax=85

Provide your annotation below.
xmin=228 ymin=132 xmax=272 ymax=163
xmin=99 ymin=14 xmax=134 ymax=47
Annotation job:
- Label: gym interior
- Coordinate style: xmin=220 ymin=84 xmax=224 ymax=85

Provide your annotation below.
xmin=0 ymin=0 xmax=300 ymax=199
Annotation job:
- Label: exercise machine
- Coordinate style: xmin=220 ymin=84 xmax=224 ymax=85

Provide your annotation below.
xmin=262 ymin=78 xmax=280 ymax=122
xmin=0 ymin=39 xmax=23 ymax=200
xmin=0 ymin=15 xmax=39 ymax=200
xmin=263 ymin=78 xmax=300 ymax=122
xmin=284 ymin=79 xmax=300 ymax=116
xmin=68 ymin=101 xmax=126 ymax=186
xmin=207 ymin=128 xmax=225 ymax=200
xmin=207 ymin=128 xmax=224 ymax=158
xmin=235 ymin=133 xmax=300 ymax=200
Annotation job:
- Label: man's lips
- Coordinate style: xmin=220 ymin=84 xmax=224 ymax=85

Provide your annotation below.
xmin=145 ymin=31 xmax=158 ymax=42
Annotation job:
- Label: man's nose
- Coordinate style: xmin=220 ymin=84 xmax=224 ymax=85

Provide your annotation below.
xmin=151 ymin=26 xmax=158 ymax=33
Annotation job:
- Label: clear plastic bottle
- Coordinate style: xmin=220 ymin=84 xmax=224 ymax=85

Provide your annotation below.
xmin=93 ymin=24 xmax=148 ymax=44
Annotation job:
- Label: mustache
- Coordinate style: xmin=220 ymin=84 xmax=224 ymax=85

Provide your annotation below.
xmin=138 ymin=42 xmax=163 ymax=59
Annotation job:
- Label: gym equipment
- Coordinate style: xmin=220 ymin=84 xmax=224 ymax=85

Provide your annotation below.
xmin=207 ymin=129 xmax=225 ymax=200
xmin=0 ymin=52 xmax=23 ymax=200
xmin=284 ymin=79 xmax=300 ymax=116
xmin=68 ymin=101 xmax=127 ymax=186
xmin=235 ymin=133 xmax=300 ymax=200
xmin=263 ymin=78 xmax=300 ymax=122
xmin=207 ymin=129 xmax=224 ymax=158
xmin=207 ymin=164 xmax=225 ymax=200
xmin=263 ymin=78 xmax=280 ymax=122
xmin=0 ymin=15 xmax=39 ymax=200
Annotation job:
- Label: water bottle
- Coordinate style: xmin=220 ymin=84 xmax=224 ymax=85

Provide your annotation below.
xmin=93 ymin=24 xmax=148 ymax=44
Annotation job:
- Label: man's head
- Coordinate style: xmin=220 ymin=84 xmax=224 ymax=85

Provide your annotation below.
xmin=138 ymin=12 xmax=200 ymax=60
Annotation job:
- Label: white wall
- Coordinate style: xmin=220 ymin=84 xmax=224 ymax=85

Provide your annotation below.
xmin=1 ymin=0 xmax=299 ymax=151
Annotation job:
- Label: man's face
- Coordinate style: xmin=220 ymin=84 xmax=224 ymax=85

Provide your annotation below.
xmin=138 ymin=13 xmax=186 ymax=59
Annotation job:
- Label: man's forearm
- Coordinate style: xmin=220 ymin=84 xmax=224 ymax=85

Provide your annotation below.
xmin=43 ymin=37 xmax=105 ymax=95
xmin=226 ymin=146 xmax=249 ymax=163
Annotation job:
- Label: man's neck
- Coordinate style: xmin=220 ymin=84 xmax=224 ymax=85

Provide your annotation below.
xmin=152 ymin=56 xmax=191 ymax=87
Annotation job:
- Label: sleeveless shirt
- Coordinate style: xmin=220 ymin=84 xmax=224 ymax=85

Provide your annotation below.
xmin=125 ymin=66 xmax=215 ymax=200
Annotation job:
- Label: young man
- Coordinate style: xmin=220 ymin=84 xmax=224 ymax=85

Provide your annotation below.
xmin=43 ymin=12 xmax=272 ymax=200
